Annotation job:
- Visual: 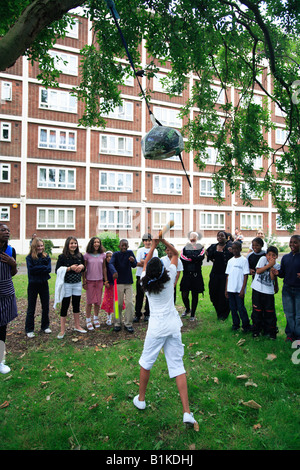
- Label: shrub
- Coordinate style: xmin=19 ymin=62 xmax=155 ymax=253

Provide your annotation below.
xmin=98 ymin=231 xmax=120 ymax=252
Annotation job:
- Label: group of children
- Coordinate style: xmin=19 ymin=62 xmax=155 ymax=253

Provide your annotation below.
xmin=225 ymin=235 xmax=300 ymax=343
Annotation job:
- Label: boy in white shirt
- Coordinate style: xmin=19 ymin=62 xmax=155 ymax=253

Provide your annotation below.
xmin=251 ymin=246 xmax=280 ymax=339
xmin=225 ymin=242 xmax=251 ymax=332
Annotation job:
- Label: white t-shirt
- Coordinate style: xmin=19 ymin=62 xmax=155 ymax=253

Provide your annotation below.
xmin=251 ymin=256 xmax=280 ymax=295
xmin=161 ymin=255 xmax=183 ymax=273
xmin=136 ymin=246 xmax=158 ymax=277
xmin=141 ymin=264 xmax=182 ymax=337
xmin=225 ymin=255 xmax=250 ymax=293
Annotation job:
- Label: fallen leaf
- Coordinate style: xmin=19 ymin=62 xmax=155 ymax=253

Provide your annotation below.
xmin=237 ymin=338 xmax=246 ymax=346
xmin=66 ymin=372 xmax=74 ymax=378
xmin=212 ymin=377 xmax=219 ymax=384
xmin=266 ymin=353 xmax=277 ymax=361
xmin=242 ymin=400 xmax=261 ymax=409
xmin=0 ymin=401 xmax=9 ymax=409
xmin=253 ymin=423 xmax=262 ymax=430
xmin=245 ymin=380 xmax=258 ymax=387
xmin=89 ymin=403 xmax=99 ymax=410
xmin=236 ymin=374 xmax=249 ymax=380
xmin=189 ymin=443 xmax=196 ymax=450
xmin=106 ymin=372 xmax=117 ymax=378
xmin=194 ymin=421 xmax=199 ymax=432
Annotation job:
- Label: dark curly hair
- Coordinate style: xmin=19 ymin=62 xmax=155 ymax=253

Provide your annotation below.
xmin=86 ymin=236 xmax=105 ymax=254
xmin=141 ymin=257 xmax=170 ymax=294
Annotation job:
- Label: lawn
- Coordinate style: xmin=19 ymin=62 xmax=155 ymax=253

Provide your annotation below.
xmin=0 ymin=265 xmax=299 ymax=453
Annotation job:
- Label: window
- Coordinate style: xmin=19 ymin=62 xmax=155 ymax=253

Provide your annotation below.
xmin=103 ymin=100 xmax=133 ymax=121
xmin=1 ymin=81 xmax=12 ymax=101
xmin=200 ymin=179 xmax=225 ymax=197
xmin=200 ymin=212 xmax=225 ymax=230
xmin=275 ymin=103 xmax=286 ymax=118
xmin=100 ymin=134 xmax=133 ymax=156
xmin=38 ymin=127 xmax=76 ymax=151
xmin=39 ymin=88 xmax=77 ymax=113
xmin=276 ymin=215 xmax=295 ymax=231
xmin=65 ymin=19 xmax=78 ymax=38
xmin=0 ymin=122 xmax=11 ymax=141
xmin=211 ymin=85 xmax=225 ymax=104
xmin=0 ymin=207 xmax=9 ymax=221
xmin=240 ymin=182 xmax=262 ymax=200
xmin=37 ymin=208 xmax=75 ymax=229
xmin=240 ymin=213 xmax=263 ymax=230
xmin=99 ymin=171 xmax=133 ymax=192
xmin=153 ymin=73 xmax=168 ymax=94
xmin=153 ymin=106 xmax=182 ymax=128
xmin=0 ymin=163 xmax=10 ymax=182
xmin=152 ymin=211 xmax=182 ymax=230
xmin=275 ymin=128 xmax=289 ymax=145
xmin=153 ymin=175 xmax=182 ymax=195
xmin=205 ymin=147 xmax=220 ymax=165
xmin=49 ymin=50 xmax=78 ymax=76
xmin=38 ymin=167 xmax=76 ymax=189
xmin=99 ymin=209 xmax=132 ymax=229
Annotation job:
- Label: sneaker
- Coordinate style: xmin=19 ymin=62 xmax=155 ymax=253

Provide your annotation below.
xmin=113 ymin=326 xmax=121 ymax=332
xmin=181 ymin=310 xmax=190 ymax=318
xmin=144 ymin=316 xmax=149 ymax=322
xmin=183 ymin=412 xmax=197 ymax=426
xmin=57 ymin=332 xmax=65 ymax=339
xmin=133 ymin=395 xmax=146 ymax=410
xmin=190 ymin=316 xmax=196 ymax=322
xmin=0 ymin=362 xmax=11 ymax=374
xmin=133 ymin=316 xmax=140 ymax=323
xmin=124 ymin=326 xmax=134 ymax=333
xmin=26 ymin=332 xmax=35 ymax=338
xmin=106 ymin=315 xmax=112 ymax=326
xmin=44 ymin=328 xmax=52 ymax=334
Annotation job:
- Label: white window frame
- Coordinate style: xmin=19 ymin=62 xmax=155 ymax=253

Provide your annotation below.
xmin=103 ymin=100 xmax=134 ymax=121
xmin=38 ymin=127 xmax=77 ymax=151
xmin=200 ymin=178 xmax=225 ymax=198
xmin=153 ymin=73 xmax=168 ymax=94
xmin=1 ymin=81 xmax=12 ymax=101
xmin=153 ymin=175 xmax=182 ymax=195
xmin=39 ymin=87 xmax=77 ymax=113
xmin=152 ymin=210 xmax=182 ymax=230
xmin=211 ymin=85 xmax=225 ymax=104
xmin=200 ymin=212 xmax=225 ymax=230
xmin=0 ymin=163 xmax=10 ymax=182
xmin=65 ymin=18 xmax=79 ymax=38
xmin=275 ymin=128 xmax=289 ymax=145
xmin=205 ymin=147 xmax=220 ymax=165
xmin=37 ymin=166 xmax=76 ymax=190
xmin=240 ymin=182 xmax=262 ymax=200
xmin=153 ymin=106 xmax=182 ymax=128
xmin=240 ymin=213 xmax=263 ymax=230
xmin=49 ymin=50 xmax=78 ymax=76
xmin=276 ymin=215 xmax=295 ymax=231
xmin=37 ymin=208 xmax=75 ymax=229
xmin=0 ymin=207 xmax=10 ymax=221
xmin=99 ymin=171 xmax=133 ymax=192
xmin=99 ymin=134 xmax=133 ymax=157
xmin=0 ymin=122 xmax=11 ymax=141
xmin=98 ymin=209 xmax=132 ymax=230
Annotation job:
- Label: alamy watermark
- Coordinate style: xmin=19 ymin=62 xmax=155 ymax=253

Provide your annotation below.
xmin=291 ymin=340 xmax=300 ymax=365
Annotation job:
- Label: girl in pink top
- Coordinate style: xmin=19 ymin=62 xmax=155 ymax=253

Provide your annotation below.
xmin=83 ymin=237 xmax=107 ymax=330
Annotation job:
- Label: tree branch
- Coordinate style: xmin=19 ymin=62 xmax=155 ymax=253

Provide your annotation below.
xmin=0 ymin=0 xmax=85 ymax=71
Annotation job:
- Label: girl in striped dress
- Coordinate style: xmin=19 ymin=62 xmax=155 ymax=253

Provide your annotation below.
xmin=0 ymin=223 xmax=18 ymax=374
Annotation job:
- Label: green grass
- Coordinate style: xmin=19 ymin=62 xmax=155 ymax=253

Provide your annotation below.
xmin=0 ymin=266 xmax=299 ymax=451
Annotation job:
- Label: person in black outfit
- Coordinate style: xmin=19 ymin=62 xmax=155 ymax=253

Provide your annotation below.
xmin=180 ymin=232 xmax=205 ymax=321
xmin=247 ymin=237 xmax=266 ymax=279
xmin=206 ymin=231 xmax=234 ymax=320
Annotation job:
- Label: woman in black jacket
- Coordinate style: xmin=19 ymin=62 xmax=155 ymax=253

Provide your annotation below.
xmin=180 ymin=232 xmax=205 ymax=321
xmin=25 ymin=237 xmax=51 ymax=338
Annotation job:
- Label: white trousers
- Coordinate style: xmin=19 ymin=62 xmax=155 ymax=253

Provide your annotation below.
xmin=139 ymin=333 xmax=186 ymax=378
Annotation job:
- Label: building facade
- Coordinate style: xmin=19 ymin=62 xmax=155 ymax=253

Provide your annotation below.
xmin=0 ymin=13 xmax=296 ymax=254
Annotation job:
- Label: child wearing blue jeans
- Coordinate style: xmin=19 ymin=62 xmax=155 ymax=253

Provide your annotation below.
xmin=225 ymin=242 xmax=251 ymax=332
xmin=273 ymin=235 xmax=300 ymax=343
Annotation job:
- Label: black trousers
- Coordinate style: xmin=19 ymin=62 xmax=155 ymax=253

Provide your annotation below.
xmin=25 ymin=281 xmax=50 ymax=333
xmin=135 ymin=276 xmax=149 ymax=318
xmin=60 ymin=295 xmax=81 ymax=317
xmin=251 ymin=289 xmax=277 ymax=336
xmin=0 ymin=324 xmax=7 ymax=343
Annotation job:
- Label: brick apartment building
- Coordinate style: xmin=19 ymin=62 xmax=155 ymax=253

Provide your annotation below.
xmin=0 ymin=12 xmax=296 ymax=254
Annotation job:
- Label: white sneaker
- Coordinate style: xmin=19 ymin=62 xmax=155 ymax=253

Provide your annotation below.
xmin=57 ymin=332 xmax=65 ymax=339
xmin=0 ymin=362 xmax=11 ymax=374
xmin=26 ymin=332 xmax=35 ymax=338
xmin=183 ymin=412 xmax=196 ymax=426
xmin=133 ymin=395 xmax=146 ymax=410
xmin=44 ymin=328 xmax=52 ymax=334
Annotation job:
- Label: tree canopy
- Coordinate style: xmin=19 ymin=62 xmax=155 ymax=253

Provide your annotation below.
xmin=1 ymin=0 xmax=300 ymax=229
